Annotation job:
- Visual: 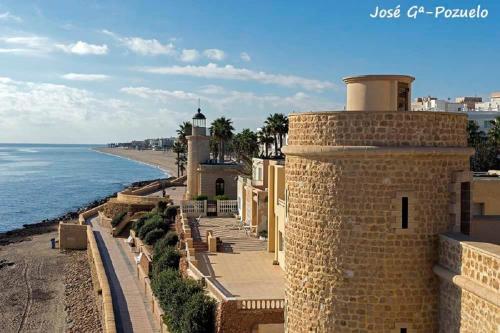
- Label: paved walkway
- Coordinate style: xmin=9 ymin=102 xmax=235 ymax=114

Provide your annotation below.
xmin=89 ymin=217 xmax=159 ymax=333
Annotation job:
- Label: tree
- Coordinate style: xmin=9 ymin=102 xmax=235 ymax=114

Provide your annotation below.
xmin=233 ymin=129 xmax=259 ymax=163
xmin=258 ymin=126 xmax=274 ymax=158
xmin=265 ymin=113 xmax=288 ymax=156
xmin=467 ymin=119 xmax=498 ymax=172
xmin=172 ymin=141 xmax=187 ymax=177
xmin=467 ymin=120 xmax=485 ymax=146
xmin=177 ymin=122 xmax=192 ymax=145
xmin=210 ymin=117 xmax=234 ymax=163
xmin=233 ymin=129 xmax=259 ymax=173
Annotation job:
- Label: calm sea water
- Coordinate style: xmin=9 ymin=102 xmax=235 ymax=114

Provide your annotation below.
xmin=0 ymin=144 xmax=167 ymax=232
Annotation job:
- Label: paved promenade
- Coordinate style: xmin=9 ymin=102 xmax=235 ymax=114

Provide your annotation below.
xmin=89 ymin=217 xmax=159 ymax=333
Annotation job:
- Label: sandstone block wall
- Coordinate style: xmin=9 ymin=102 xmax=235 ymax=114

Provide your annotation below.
xmin=283 ymin=111 xmax=471 ymax=332
xmin=437 ymin=235 xmax=499 ymax=333
xmin=216 ymin=301 xmax=284 ymax=333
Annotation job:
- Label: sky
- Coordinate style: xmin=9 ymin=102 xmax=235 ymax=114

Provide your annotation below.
xmin=0 ymin=0 xmax=499 ymax=144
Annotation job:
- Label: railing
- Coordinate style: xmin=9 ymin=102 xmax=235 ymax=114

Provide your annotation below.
xmin=236 ymin=299 xmax=285 ymax=310
xmin=277 ymin=198 xmax=286 ymax=207
xmin=181 ymin=200 xmax=207 ymax=217
xmin=217 ymin=200 xmax=238 ymax=216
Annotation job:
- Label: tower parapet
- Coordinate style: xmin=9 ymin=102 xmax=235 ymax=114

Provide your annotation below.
xmin=282 ymin=75 xmax=474 ymax=332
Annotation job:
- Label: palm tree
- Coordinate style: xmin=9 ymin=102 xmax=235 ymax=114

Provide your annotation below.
xmin=176 ymin=122 xmax=192 ymax=145
xmin=265 ymin=113 xmax=288 ymax=156
xmin=233 ymin=129 xmax=259 ymax=163
xmin=172 ymin=141 xmax=186 ymax=177
xmin=257 ymin=126 xmax=274 ymax=158
xmin=210 ymin=117 xmax=234 ymax=163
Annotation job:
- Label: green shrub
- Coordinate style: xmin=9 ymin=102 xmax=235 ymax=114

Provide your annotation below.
xmin=181 ymin=292 xmax=215 ymax=333
xmin=111 ymin=211 xmax=127 ymax=227
xmin=138 ymin=214 xmax=169 ymax=239
xmin=152 ymin=246 xmax=181 ymax=277
xmin=193 ymin=195 xmax=208 ymax=201
xmin=144 ymin=228 xmax=166 ymax=245
xmin=213 ymin=194 xmax=229 ymax=201
xmin=164 ymin=205 xmax=179 ymax=220
xmin=156 ymin=200 xmax=168 ymax=212
xmin=132 ymin=217 xmax=146 ymax=233
xmin=162 ymin=278 xmax=204 ymax=332
xmin=150 ymin=269 xmax=213 ymax=333
xmin=153 ymin=232 xmax=179 ymax=257
xmin=258 ymin=230 xmax=268 ymax=238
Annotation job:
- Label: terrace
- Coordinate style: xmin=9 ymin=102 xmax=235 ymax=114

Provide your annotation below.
xmin=179 ymin=201 xmax=285 ymax=301
xmin=193 ymin=217 xmax=284 ymax=299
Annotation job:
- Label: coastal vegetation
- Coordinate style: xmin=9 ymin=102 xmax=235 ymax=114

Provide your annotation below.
xmin=467 ymin=117 xmax=500 ymax=171
xmin=134 ymin=207 xmax=215 ymax=333
xmin=110 ymin=211 xmax=127 ymax=227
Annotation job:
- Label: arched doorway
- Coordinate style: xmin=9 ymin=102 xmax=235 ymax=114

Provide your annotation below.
xmin=215 ymin=178 xmax=225 ymax=196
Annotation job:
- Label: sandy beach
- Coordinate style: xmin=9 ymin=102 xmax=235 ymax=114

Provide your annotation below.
xmin=95 ymin=147 xmax=179 ymax=178
xmin=0 ymin=229 xmax=101 ymax=333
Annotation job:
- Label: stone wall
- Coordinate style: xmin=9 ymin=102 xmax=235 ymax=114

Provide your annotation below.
xmin=287 ymin=111 xmax=467 ymax=147
xmin=283 ymin=111 xmax=472 ymax=332
xmin=216 ymin=300 xmax=284 ymax=333
xmin=437 ymin=234 xmax=499 ymax=333
xmin=59 ymin=222 xmax=87 ymax=250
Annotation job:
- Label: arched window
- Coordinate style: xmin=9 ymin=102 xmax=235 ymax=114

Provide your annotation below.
xmin=215 ymin=178 xmax=225 ymax=196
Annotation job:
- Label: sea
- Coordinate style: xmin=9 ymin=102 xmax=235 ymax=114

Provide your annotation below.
xmin=0 ymin=144 xmax=168 ymax=232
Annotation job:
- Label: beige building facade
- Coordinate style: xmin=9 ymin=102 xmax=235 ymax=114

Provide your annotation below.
xmin=267 ymin=162 xmax=286 ymax=270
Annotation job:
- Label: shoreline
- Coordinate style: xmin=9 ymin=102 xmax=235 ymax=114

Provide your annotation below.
xmin=0 ymin=178 xmax=163 ymax=245
xmin=93 ymin=147 xmax=178 ymax=178
xmin=92 ymin=147 xmax=172 ymax=176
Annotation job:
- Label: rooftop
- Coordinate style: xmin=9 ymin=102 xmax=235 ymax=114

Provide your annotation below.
xmin=192 ymin=217 xmax=285 ymax=299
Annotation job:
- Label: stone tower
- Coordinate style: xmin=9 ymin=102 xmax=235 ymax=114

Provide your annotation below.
xmin=282 ymin=75 xmax=473 ymax=332
xmin=186 ymin=108 xmax=210 ymax=199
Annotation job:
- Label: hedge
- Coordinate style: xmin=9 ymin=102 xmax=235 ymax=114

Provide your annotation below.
xmin=181 ymin=292 xmax=215 ymax=333
xmin=164 ymin=205 xmax=179 ymax=220
xmin=111 ymin=211 xmax=127 ymax=227
xmin=150 ymin=248 xmax=214 ymax=332
xmin=138 ymin=214 xmax=170 ymax=239
xmin=144 ymin=228 xmax=166 ymax=245
xmin=151 ymin=246 xmax=180 ymax=277
xmin=193 ymin=195 xmax=208 ymax=201
xmin=213 ymin=194 xmax=229 ymax=201
xmin=153 ymin=232 xmax=179 ymax=257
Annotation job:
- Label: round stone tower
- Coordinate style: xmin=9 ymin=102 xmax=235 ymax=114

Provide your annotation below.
xmin=186 ymin=108 xmax=210 ymax=199
xmin=282 ymin=75 xmax=473 ymax=332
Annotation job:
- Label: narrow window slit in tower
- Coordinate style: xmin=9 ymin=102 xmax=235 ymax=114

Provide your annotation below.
xmin=400 ymin=329 xmax=407 ymax=333
xmin=401 ymin=197 xmax=409 ymax=229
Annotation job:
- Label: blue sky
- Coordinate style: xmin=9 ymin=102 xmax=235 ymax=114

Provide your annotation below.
xmin=0 ymin=0 xmax=499 ymax=143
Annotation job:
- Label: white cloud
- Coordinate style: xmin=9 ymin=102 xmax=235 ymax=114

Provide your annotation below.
xmin=0 ymin=35 xmax=53 ymax=55
xmin=137 ymin=63 xmax=336 ymax=92
xmin=0 ymin=12 xmax=22 ymax=22
xmin=203 ymin=49 xmax=225 ymax=61
xmin=56 ymin=41 xmax=108 ymax=55
xmin=180 ymin=49 xmax=200 ymax=62
xmin=240 ymin=52 xmax=251 ymax=62
xmin=121 ymin=86 xmax=198 ymax=101
xmin=120 ymin=85 xmax=340 ymax=113
xmin=62 ymin=73 xmax=110 ymax=81
xmin=102 ymin=30 xmax=174 ymax=56
xmin=0 ymin=76 xmax=139 ymax=143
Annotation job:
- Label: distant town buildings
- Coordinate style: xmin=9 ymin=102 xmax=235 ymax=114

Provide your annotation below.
xmin=412 ymin=92 xmax=500 ymax=132
xmin=107 ymin=137 xmax=175 ymax=150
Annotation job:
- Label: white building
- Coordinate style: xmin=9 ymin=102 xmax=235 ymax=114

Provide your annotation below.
xmin=467 ymin=111 xmax=500 ymax=132
xmin=412 ymin=97 xmax=466 ymax=112
xmin=475 ymin=92 xmax=500 ymax=111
